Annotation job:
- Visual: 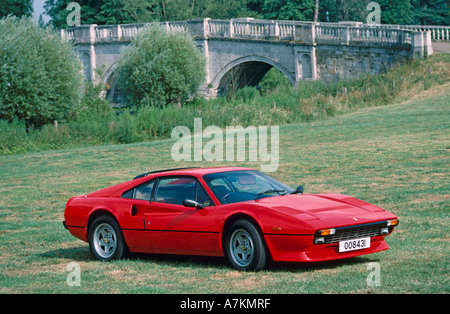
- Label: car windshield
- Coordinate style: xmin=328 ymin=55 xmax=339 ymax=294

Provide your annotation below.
xmin=203 ymin=170 xmax=294 ymax=204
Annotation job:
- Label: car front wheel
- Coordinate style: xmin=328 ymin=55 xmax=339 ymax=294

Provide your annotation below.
xmin=225 ymin=219 xmax=267 ymax=271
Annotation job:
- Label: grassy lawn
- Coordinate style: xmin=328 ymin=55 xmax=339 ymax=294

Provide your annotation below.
xmin=0 ymin=83 xmax=448 ymax=294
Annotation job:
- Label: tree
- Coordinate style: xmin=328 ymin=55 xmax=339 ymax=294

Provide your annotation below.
xmin=314 ymin=0 xmax=319 ymax=22
xmin=198 ymin=0 xmax=256 ymax=20
xmin=116 ymin=23 xmax=206 ymax=107
xmin=411 ymin=0 xmax=449 ymax=25
xmin=120 ymin=0 xmax=160 ymax=23
xmin=319 ymin=0 xmax=369 ymax=22
xmin=44 ymin=0 xmax=257 ymax=28
xmin=97 ymin=0 xmax=136 ymax=25
xmin=249 ymin=0 xmax=315 ymax=21
xmin=378 ymin=0 xmax=413 ymax=24
xmin=0 ymin=16 xmax=84 ymax=127
xmin=0 ymin=0 xmax=33 ymax=19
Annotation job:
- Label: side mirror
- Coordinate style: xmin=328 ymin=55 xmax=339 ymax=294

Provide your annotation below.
xmin=183 ymin=199 xmax=205 ymax=210
xmin=295 ymin=185 xmax=304 ymax=194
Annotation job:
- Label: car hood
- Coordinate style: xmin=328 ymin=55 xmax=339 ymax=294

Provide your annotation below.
xmin=255 ymin=193 xmax=385 ymax=221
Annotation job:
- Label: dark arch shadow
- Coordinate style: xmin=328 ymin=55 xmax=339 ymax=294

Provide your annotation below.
xmin=215 ymin=55 xmax=296 ymax=99
xmin=104 ymin=72 xmax=127 ymax=106
xmin=218 ymin=61 xmax=273 ymax=97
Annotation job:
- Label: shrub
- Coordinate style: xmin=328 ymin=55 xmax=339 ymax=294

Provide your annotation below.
xmin=0 ymin=16 xmax=84 ymax=127
xmin=258 ymin=67 xmax=292 ymax=95
xmin=73 ymin=79 xmax=116 ymax=123
xmin=116 ymin=23 xmax=206 ymax=107
xmin=113 ymin=110 xmax=138 ymax=144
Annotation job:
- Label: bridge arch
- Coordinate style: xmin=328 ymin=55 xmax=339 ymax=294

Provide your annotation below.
xmin=101 ymin=62 xmax=125 ymax=105
xmin=211 ymin=55 xmax=295 ymax=97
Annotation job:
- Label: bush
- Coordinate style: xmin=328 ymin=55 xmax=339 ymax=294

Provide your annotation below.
xmin=0 ymin=16 xmax=84 ymax=127
xmin=116 ymin=23 xmax=206 ymax=107
xmin=73 ymin=79 xmax=116 ymax=123
xmin=258 ymin=67 xmax=292 ymax=95
xmin=112 ymin=110 xmax=138 ymax=144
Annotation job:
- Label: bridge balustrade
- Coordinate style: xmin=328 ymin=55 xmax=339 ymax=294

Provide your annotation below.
xmin=62 ymin=18 xmax=443 ymax=51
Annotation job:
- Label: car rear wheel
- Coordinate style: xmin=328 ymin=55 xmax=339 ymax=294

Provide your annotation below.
xmin=225 ymin=219 xmax=267 ymax=271
xmin=88 ymin=215 xmax=127 ymax=261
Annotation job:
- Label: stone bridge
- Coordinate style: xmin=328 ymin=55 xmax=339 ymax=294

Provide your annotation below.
xmin=61 ymin=18 xmax=442 ymax=102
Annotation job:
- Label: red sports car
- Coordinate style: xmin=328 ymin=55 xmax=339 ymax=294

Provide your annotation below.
xmin=63 ymin=167 xmax=399 ymax=271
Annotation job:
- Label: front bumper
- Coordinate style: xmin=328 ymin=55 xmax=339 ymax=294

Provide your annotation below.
xmin=264 ymin=234 xmax=390 ymax=262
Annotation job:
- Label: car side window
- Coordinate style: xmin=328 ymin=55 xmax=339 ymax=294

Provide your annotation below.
xmin=122 ymin=180 xmax=155 ymax=201
xmin=196 ymin=182 xmax=214 ymax=207
xmin=155 ymin=177 xmax=214 ymax=207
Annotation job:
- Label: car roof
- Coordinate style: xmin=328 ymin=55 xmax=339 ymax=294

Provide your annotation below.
xmin=133 ymin=166 xmax=253 ymax=180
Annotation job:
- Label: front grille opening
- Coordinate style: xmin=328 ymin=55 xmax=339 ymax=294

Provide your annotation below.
xmin=314 ymin=222 xmax=392 ymax=245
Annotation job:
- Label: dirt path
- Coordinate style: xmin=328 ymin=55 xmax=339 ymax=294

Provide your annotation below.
xmin=432 ymin=42 xmax=450 ymax=53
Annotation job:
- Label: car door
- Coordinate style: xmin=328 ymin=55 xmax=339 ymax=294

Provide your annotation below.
xmin=118 ymin=179 xmax=154 ymax=251
xmin=143 ymin=176 xmax=217 ymax=254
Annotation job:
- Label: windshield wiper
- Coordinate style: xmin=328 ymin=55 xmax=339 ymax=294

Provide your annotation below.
xmin=256 ymin=189 xmax=286 ymax=200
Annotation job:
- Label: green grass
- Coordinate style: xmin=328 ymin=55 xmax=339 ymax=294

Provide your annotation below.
xmin=0 ymin=83 xmax=449 ymax=294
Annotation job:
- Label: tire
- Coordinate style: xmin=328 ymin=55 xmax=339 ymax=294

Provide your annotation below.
xmin=225 ymin=219 xmax=267 ymax=271
xmin=88 ymin=215 xmax=128 ymax=261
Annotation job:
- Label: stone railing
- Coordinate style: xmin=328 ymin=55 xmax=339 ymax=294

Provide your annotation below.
xmin=60 ymin=21 xmax=191 ymax=43
xmin=61 ymin=18 xmax=315 ymax=43
xmin=206 ymin=18 xmax=314 ymax=42
xmin=375 ymin=24 xmax=450 ymax=41
xmin=314 ymin=21 xmax=449 ymax=42
xmin=61 ymin=18 xmax=438 ymax=53
xmin=315 ymin=24 xmax=414 ymax=47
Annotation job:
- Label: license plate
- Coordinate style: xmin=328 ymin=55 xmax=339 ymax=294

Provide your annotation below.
xmin=339 ymin=237 xmax=370 ymax=252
